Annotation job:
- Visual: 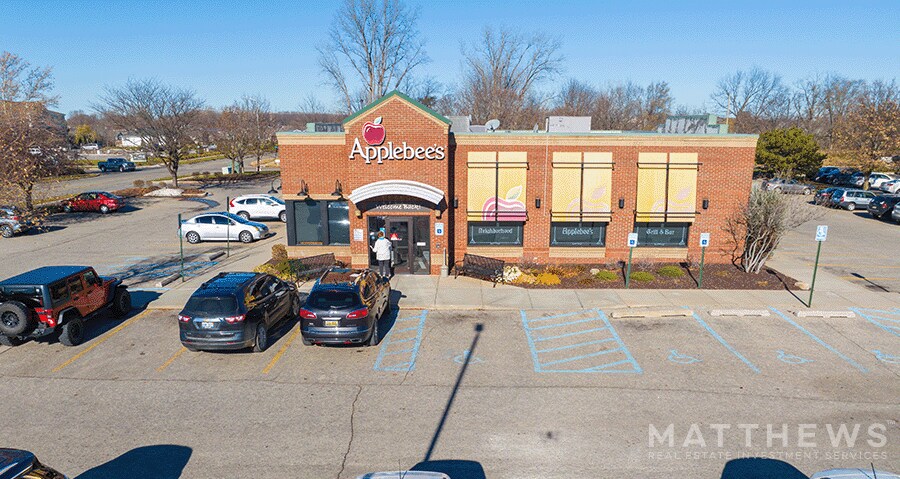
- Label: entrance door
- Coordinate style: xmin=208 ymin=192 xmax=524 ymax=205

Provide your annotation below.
xmin=385 ymin=218 xmax=412 ymax=274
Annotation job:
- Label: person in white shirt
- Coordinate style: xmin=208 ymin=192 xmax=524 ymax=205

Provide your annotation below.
xmin=371 ymin=231 xmax=392 ymax=277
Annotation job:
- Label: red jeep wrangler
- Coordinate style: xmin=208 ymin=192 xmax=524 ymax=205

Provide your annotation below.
xmin=0 ymin=266 xmax=131 ymax=347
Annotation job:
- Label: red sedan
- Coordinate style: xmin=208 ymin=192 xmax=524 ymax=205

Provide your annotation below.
xmin=62 ymin=191 xmax=125 ymax=214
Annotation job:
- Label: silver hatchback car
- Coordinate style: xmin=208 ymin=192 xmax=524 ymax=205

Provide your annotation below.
xmin=180 ymin=212 xmax=270 ymax=244
xmin=831 ymin=189 xmax=876 ymax=210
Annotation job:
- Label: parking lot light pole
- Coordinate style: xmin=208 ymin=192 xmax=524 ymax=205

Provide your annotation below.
xmin=178 ymin=213 xmax=184 ymax=282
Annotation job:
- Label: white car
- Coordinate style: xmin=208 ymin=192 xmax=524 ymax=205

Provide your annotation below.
xmin=810 ymin=468 xmax=900 ymax=479
xmin=228 ymin=194 xmax=286 ymax=222
xmin=869 ymin=173 xmax=899 ymax=189
xmin=180 ymin=212 xmax=270 ymax=244
xmin=879 ymin=178 xmax=900 ymax=194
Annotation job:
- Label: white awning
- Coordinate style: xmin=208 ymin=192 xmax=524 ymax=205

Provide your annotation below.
xmin=348 ymin=180 xmax=445 ymax=206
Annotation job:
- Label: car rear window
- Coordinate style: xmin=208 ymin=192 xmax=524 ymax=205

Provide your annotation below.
xmin=308 ymin=290 xmax=361 ymax=309
xmin=184 ymin=296 xmax=239 ymax=316
xmin=0 ymin=286 xmax=43 ymax=306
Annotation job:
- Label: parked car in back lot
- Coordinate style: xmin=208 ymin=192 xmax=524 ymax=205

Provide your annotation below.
xmin=814 ymin=166 xmax=841 ymax=182
xmin=893 ymin=202 xmax=900 ymax=223
xmin=177 ymin=272 xmax=300 ymax=352
xmin=180 ymin=212 xmax=270 ymax=244
xmin=228 ymin=194 xmax=287 ymax=222
xmin=0 ymin=266 xmax=131 ymax=347
xmin=867 ymin=194 xmax=900 ymax=219
xmin=831 ymin=189 xmax=876 ymax=210
xmin=0 ymin=206 xmax=31 ymax=238
xmin=62 ymin=191 xmax=125 ymax=214
xmin=869 ymin=172 xmax=899 ymax=189
xmin=97 ymin=157 xmax=136 ymax=172
xmin=814 ymin=187 xmax=839 ymax=205
xmin=880 ymin=178 xmax=900 ymax=194
xmin=299 ymin=267 xmax=391 ymax=347
xmin=0 ymin=448 xmax=66 ymax=479
xmin=761 ymin=178 xmax=813 ymax=194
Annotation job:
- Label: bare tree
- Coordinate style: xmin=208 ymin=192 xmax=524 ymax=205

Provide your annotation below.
xmin=0 ymin=101 xmax=68 ymax=211
xmin=458 ymin=27 xmax=563 ymax=128
xmin=725 ymin=189 xmax=821 ymax=274
xmin=318 ymin=0 xmax=428 ymax=112
xmin=552 ymin=79 xmax=598 ymax=116
xmin=244 ymin=95 xmax=277 ymax=173
xmin=97 ymin=79 xmax=204 ymax=186
xmin=0 ymin=51 xmax=58 ymax=106
xmin=711 ymin=67 xmax=790 ymax=133
xmin=820 ymin=75 xmax=864 ymax=148
xmin=217 ymin=102 xmax=256 ymax=174
xmin=832 ymin=80 xmax=900 ymax=188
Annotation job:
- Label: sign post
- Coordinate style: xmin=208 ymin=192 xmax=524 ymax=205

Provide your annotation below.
xmin=226 ymin=196 xmax=231 ymax=258
xmin=809 ymin=225 xmax=827 ymax=307
xmin=698 ymin=233 xmax=710 ymax=288
xmin=178 ymin=213 xmax=184 ymax=282
xmin=625 ymin=233 xmax=638 ymax=288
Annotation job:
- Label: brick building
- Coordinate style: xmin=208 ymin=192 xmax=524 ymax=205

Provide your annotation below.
xmin=276 ymin=91 xmax=758 ymax=275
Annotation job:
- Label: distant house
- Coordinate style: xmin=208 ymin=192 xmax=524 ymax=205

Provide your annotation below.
xmin=116 ymin=132 xmax=143 ymax=147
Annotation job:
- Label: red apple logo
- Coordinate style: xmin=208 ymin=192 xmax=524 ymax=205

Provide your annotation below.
xmin=363 ymin=116 xmax=386 ymax=146
xmin=482 ymin=186 xmax=527 ymax=221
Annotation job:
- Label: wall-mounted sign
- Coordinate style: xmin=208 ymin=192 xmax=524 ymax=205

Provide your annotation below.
xmin=353 ymin=228 xmax=364 ymax=242
xmin=368 ymin=203 xmax=432 ymax=213
xmin=349 ymin=116 xmax=446 ymax=164
xmin=435 ymin=222 xmax=444 ymax=236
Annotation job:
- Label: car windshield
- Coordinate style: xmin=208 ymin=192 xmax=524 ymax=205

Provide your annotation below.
xmin=308 ymin=290 xmax=361 ymax=309
xmin=222 ymin=212 xmax=250 ymax=223
xmin=268 ymin=197 xmax=285 ymax=205
xmin=183 ymin=296 xmax=239 ymax=316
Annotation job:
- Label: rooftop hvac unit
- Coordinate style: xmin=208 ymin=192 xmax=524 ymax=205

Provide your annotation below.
xmin=547 ymin=116 xmax=591 ymax=133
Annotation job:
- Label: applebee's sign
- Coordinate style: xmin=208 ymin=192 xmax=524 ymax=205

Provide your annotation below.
xmin=349 ymin=116 xmax=446 ymax=164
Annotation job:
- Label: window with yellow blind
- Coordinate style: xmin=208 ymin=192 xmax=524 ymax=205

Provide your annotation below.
xmin=466 ymin=151 xmax=528 ymax=221
xmin=635 ymin=152 xmax=699 ymax=222
xmin=550 ymin=152 xmax=614 ymax=222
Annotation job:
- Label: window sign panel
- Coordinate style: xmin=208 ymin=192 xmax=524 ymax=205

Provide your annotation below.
xmin=634 ymin=222 xmax=689 ymax=247
xmin=289 ymin=200 xmax=350 ymax=246
xmin=293 ymin=200 xmax=324 ymax=244
xmin=327 ymin=201 xmax=350 ymax=245
xmin=468 ymin=222 xmax=523 ymax=246
xmin=550 ymin=222 xmax=606 ymax=247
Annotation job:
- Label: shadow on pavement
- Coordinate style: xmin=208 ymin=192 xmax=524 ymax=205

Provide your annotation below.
xmin=75 ymin=444 xmax=192 ymax=479
xmin=720 ymin=457 xmax=807 ymax=479
xmin=411 ymin=460 xmax=487 ymax=479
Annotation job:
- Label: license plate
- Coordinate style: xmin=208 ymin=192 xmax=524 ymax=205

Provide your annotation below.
xmin=201 ymin=321 xmax=215 ymax=329
xmin=324 ymin=320 xmax=339 ymax=327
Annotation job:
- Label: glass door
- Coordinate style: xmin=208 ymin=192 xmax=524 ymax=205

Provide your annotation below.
xmin=385 ymin=218 xmax=412 ymax=274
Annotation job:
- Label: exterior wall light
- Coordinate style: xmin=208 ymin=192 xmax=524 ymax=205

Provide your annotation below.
xmin=331 ymin=180 xmax=343 ymax=198
xmin=618 ymin=198 xmax=625 ymax=209
xmin=535 ymin=198 xmax=541 ymax=208
xmin=702 ymin=198 xmax=709 ymax=210
xmin=298 ymin=179 xmax=309 ymax=198
xmin=355 ymin=209 xmax=362 ymax=218
xmin=453 ymin=198 xmax=459 ymax=208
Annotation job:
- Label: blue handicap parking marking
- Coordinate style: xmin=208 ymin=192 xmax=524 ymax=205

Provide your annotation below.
xmin=374 ymin=310 xmax=427 ymax=372
xmin=690 ymin=312 xmax=761 ymax=373
xmin=851 ymin=307 xmax=900 ymax=339
xmin=769 ymin=307 xmax=868 ymax=373
xmin=667 ymin=349 xmax=702 ymax=365
xmin=520 ymin=309 xmax=642 ymax=374
xmin=776 ymin=350 xmax=814 ymax=365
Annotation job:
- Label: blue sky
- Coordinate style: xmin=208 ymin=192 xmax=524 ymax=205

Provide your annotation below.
xmin=2 ymin=0 xmax=897 ymax=115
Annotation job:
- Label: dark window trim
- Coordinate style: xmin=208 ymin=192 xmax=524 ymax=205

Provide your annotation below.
xmin=550 ymin=221 xmax=607 ymax=247
xmin=467 ymin=221 xmax=524 ymax=246
xmin=633 ymin=222 xmax=690 ymax=248
xmin=286 ymin=199 xmax=350 ymax=246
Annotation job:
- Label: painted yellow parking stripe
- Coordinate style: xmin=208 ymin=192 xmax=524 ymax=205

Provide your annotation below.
xmin=52 ymin=309 xmax=152 ymax=373
xmin=156 ymin=346 xmax=187 ymax=373
xmin=262 ymin=327 xmax=302 ymax=375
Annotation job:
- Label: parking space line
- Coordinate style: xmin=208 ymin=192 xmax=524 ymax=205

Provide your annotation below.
xmin=262 ymin=326 xmax=302 ymax=374
xmin=52 ymin=310 xmax=152 ymax=373
xmin=374 ymin=310 xmax=428 ymax=372
xmin=850 ymin=307 xmax=900 ymax=338
xmin=521 ymin=309 xmax=641 ymax=374
xmin=769 ymin=307 xmax=868 ymax=373
xmin=691 ymin=312 xmax=761 ymax=373
xmin=157 ymin=346 xmax=187 ymax=373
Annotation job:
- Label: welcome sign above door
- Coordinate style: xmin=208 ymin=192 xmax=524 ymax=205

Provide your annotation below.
xmin=349 ymin=117 xmax=446 ymax=164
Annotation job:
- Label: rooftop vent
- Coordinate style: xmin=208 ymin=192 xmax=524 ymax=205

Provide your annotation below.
xmin=547 ymin=116 xmax=591 ymax=133
xmin=306 ymin=122 xmax=343 ymax=133
xmin=657 ymin=115 xmax=728 ymax=134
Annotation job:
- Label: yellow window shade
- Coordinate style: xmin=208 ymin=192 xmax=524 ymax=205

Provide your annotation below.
xmin=551 ymin=152 xmax=582 ymax=222
xmin=667 ymin=153 xmax=698 ymax=222
xmin=582 ymin=152 xmax=613 ymax=221
xmin=495 ymin=152 xmax=527 ymax=221
xmin=467 ymin=152 xmax=497 ymax=220
xmin=636 ymin=153 xmax=668 ymax=222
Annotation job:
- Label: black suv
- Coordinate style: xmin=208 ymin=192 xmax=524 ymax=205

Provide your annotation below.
xmin=178 ymin=272 xmax=300 ymax=352
xmin=867 ymin=194 xmax=900 ymax=219
xmin=299 ymin=267 xmax=391 ymax=347
xmin=0 ymin=266 xmax=130 ymax=347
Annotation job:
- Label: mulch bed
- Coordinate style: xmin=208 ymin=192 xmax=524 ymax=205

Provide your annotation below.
xmin=509 ymin=263 xmax=800 ymax=290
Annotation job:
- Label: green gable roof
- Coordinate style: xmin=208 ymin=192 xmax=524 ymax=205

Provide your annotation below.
xmin=342 ymin=90 xmax=451 ymax=126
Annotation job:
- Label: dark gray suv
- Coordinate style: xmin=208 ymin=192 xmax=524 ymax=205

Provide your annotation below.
xmin=299 ymin=268 xmax=391 ymax=347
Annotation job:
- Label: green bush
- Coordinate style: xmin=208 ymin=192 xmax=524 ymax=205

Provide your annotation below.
xmin=630 ymin=272 xmax=655 ymax=282
xmin=593 ymin=270 xmax=618 ymax=281
xmin=657 ymin=265 xmax=685 ymax=278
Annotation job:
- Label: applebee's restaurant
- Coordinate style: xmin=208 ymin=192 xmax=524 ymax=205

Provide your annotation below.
xmin=276 ymin=91 xmax=758 ymax=275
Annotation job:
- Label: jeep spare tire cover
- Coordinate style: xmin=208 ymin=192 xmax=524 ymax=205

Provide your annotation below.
xmin=0 ymin=301 xmax=35 ymax=336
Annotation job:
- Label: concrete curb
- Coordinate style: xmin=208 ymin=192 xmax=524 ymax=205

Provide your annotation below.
xmin=155 ymin=273 xmax=182 ymax=288
xmin=610 ymin=309 xmax=693 ymax=319
xmin=795 ymin=310 xmax=856 ymax=318
xmin=203 ymin=251 xmax=226 ymax=261
xmin=710 ymin=309 xmax=771 ymax=317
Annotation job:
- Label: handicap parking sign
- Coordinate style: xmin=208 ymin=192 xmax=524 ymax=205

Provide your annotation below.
xmin=435 ymin=222 xmax=444 ymax=236
xmin=815 ymin=225 xmax=828 ymax=242
xmin=699 ymin=233 xmax=710 ymax=247
xmin=627 ymin=233 xmax=638 ymax=248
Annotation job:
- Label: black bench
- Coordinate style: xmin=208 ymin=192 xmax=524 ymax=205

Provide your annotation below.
xmin=287 ymin=253 xmax=340 ymax=282
xmin=454 ymin=253 xmax=504 ymax=287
